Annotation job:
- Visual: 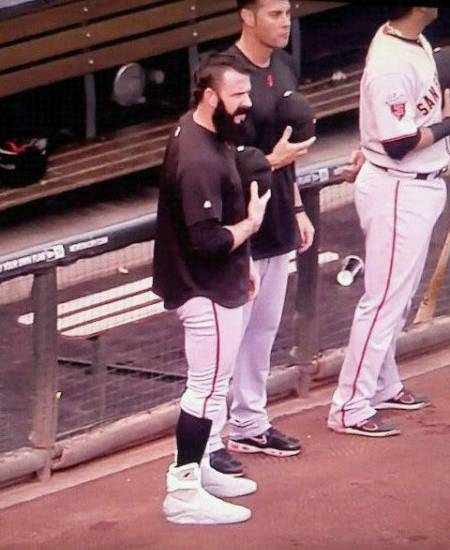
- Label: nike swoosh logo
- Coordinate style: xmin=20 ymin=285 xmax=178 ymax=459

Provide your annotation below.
xmin=250 ymin=436 xmax=267 ymax=445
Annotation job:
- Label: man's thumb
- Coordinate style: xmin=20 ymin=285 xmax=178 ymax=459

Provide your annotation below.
xmin=249 ymin=180 xmax=259 ymax=199
xmin=283 ymin=125 xmax=293 ymax=141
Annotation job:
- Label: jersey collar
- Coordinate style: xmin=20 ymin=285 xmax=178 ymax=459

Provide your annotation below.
xmin=383 ymin=23 xmax=424 ymax=48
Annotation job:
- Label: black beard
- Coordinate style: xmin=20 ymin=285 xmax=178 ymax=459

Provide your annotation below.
xmin=212 ymin=99 xmax=249 ymax=145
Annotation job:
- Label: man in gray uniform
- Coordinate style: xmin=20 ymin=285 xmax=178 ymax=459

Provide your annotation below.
xmin=208 ymin=0 xmax=317 ymax=475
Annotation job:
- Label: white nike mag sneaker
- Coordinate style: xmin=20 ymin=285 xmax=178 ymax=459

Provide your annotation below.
xmin=163 ymin=462 xmax=252 ymax=525
xmin=201 ymin=457 xmax=257 ymax=498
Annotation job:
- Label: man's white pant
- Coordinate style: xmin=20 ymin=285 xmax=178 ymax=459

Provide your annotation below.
xmin=208 ymin=253 xmax=291 ymax=452
xmin=177 ymin=297 xmax=244 ymax=430
xmin=329 ymin=163 xmax=447 ymax=429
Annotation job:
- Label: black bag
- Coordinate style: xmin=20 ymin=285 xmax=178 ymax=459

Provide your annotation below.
xmin=0 ymin=138 xmax=48 ymax=188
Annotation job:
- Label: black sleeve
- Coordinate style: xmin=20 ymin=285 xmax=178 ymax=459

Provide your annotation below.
xmin=180 ymin=160 xmax=223 ymax=225
xmin=429 ymin=118 xmax=450 ymax=143
xmin=382 ymin=131 xmax=421 ymax=160
xmin=188 ymin=219 xmax=234 ymax=259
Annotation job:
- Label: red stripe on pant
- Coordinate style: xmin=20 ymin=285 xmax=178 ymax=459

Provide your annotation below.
xmin=342 ymin=180 xmax=400 ymax=428
xmin=202 ymin=302 xmax=221 ymax=418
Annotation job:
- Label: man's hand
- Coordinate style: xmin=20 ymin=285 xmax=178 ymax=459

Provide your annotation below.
xmin=296 ymin=211 xmax=315 ymax=253
xmin=443 ymin=88 xmax=450 ymax=119
xmin=224 ymin=181 xmax=271 ymax=251
xmin=267 ymin=127 xmax=316 ymax=171
xmin=341 ymin=150 xmax=365 ymax=183
xmin=248 ymin=258 xmax=260 ymax=301
xmin=247 ymin=180 xmax=271 ymax=232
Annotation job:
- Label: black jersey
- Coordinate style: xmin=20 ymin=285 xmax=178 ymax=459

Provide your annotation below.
xmin=153 ymin=111 xmax=249 ymax=310
xmin=227 ymin=45 xmax=301 ymax=260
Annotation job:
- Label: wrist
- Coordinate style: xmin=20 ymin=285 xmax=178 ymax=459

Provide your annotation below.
xmin=266 ymin=152 xmax=281 ymax=171
xmin=245 ymin=216 xmax=260 ymax=234
xmin=293 ymin=204 xmax=305 ymax=214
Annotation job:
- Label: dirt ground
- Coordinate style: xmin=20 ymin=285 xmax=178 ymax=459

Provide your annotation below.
xmin=1 ymin=354 xmax=449 ymax=550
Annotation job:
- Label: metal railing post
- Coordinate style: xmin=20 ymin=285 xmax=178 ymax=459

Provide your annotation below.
xmin=291 ymin=187 xmax=321 ymax=395
xmin=84 ymin=73 xmax=97 ymax=139
xmin=30 ymin=268 xmax=59 ymax=481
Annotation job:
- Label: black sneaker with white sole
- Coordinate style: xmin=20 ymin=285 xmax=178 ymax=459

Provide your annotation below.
xmin=228 ymin=427 xmax=302 ymax=457
xmin=374 ymin=389 xmax=431 ymax=411
xmin=209 ymin=448 xmax=244 ymax=476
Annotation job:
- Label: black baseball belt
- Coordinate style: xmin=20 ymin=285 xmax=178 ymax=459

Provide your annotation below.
xmin=370 ymin=161 xmax=448 ymax=181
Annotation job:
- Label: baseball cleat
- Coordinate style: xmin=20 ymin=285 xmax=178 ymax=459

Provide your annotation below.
xmin=210 ymin=448 xmax=244 ymax=476
xmin=374 ymin=389 xmax=431 ymax=411
xmin=163 ymin=463 xmax=252 ymax=525
xmin=228 ymin=427 xmax=302 ymax=457
xmin=330 ymin=413 xmax=401 ymax=438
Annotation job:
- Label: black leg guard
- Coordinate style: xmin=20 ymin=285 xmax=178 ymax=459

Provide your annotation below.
xmin=176 ymin=409 xmax=212 ymax=467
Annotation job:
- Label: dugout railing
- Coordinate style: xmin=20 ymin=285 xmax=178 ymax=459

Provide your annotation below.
xmin=0 ymin=160 xmax=449 ymax=486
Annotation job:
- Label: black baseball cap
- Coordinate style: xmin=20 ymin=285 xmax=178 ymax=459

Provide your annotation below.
xmin=277 ymin=90 xmax=316 ymax=142
xmin=235 ymin=145 xmax=272 ymax=201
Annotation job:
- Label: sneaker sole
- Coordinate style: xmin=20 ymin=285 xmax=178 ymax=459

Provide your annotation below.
xmin=374 ymin=401 xmax=431 ymax=411
xmin=165 ymin=511 xmax=251 ymax=525
xmin=329 ymin=426 xmax=401 ymax=438
xmin=228 ymin=440 xmax=301 ymax=457
xmin=163 ymin=500 xmax=252 ymax=525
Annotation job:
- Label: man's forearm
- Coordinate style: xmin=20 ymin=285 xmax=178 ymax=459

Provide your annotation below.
xmin=224 ymin=217 xmax=259 ymax=251
xmin=415 ymin=119 xmax=450 ymax=151
xmin=293 ymin=179 xmax=304 ymax=209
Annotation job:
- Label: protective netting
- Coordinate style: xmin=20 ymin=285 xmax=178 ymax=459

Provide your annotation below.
xmin=0 ymin=279 xmax=34 ymax=453
xmin=0 ymin=179 xmax=448 ymax=452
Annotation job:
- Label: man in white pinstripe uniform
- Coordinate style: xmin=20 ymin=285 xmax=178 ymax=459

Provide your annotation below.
xmin=328 ymin=6 xmax=450 ymax=437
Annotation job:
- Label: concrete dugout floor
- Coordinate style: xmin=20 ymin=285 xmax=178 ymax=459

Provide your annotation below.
xmin=1 ymin=346 xmax=449 ymax=550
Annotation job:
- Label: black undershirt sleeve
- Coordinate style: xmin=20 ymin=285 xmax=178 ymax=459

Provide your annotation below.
xmin=382 ymin=131 xmax=421 ymax=160
xmin=429 ymin=118 xmax=450 ymax=143
xmin=188 ymin=219 xmax=234 ymax=259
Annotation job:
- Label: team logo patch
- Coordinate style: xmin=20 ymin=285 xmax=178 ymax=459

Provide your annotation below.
xmin=203 ymin=200 xmax=212 ymax=209
xmin=390 ymin=102 xmax=406 ymax=120
xmin=266 ymin=74 xmax=273 ymax=87
xmin=385 ymin=91 xmax=408 ymax=121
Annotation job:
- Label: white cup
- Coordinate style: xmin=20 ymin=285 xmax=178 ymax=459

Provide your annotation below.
xmin=337 ymin=255 xmax=364 ymax=286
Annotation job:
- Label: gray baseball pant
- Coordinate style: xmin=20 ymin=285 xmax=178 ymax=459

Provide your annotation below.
xmin=208 ymin=252 xmax=290 ymax=452
xmin=177 ymin=297 xmax=244 ymax=431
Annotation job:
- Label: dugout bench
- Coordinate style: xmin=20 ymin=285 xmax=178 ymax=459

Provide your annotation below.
xmin=0 ymin=0 xmax=352 ymax=212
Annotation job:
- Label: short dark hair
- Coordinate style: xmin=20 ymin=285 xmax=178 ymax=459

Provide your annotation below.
xmin=236 ymin=0 xmax=259 ymax=22
xmin=236 ymin=0 xmax=258 ymax=9
xmin=386 ymin=6 xmax=414 ymax=21
xmin=192 ymin=52 xmax=249 ymax=107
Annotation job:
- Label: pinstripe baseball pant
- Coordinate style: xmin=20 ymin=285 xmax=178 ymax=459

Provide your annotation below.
xmin=177 ymin=297 xmax=244 ymax=433
xmin=328 ymin=162 xmax=447 ymax=429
